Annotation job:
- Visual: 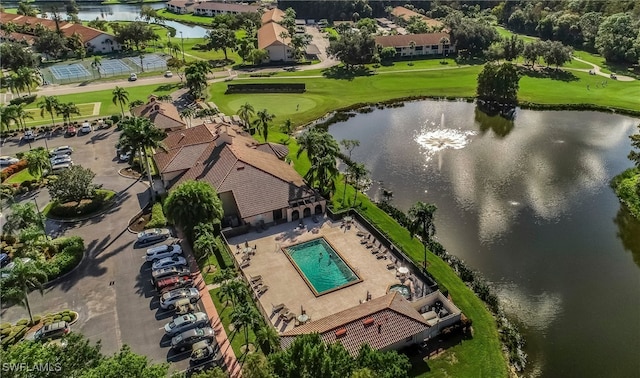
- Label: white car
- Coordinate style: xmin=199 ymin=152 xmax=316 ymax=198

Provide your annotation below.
xmin=0 ymin=156 xmax=19 ymax=166
xmin=50 ymin=146 xmax=73 ymax=156
xmin=146 ymin=244 xmax=183 ymax=262
xmin=80 ymin=123 xmax=92 ymax=133
xmin=160 ymin=287 xmax=200 ymax=310
xmin=152 ymin=255 xmax=187 ymax=270
xmin=24 ymin=130 xmax=36 ymax=141
xmin=137 ymin=228 xmax=171 ymax=246
xmin=129 ymin=73 xmax=137 ymax=81
xmin=164 ymin=312 xmax=209 ymax=336
xmin=119 ymin=151 xmax=132 ymax=162
xmin=164 ymin=70 xmax=173 ymax=78
xmin=50 ymin=156 xmax=72 ymax=165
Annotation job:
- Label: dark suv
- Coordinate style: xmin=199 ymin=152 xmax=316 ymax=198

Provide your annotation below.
xmin=34 ymin=321 xmax=70 ymax=341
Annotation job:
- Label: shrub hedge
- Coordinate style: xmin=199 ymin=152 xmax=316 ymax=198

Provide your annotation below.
xmin=47 ymin=190 xmax=115 ymax=218
xmin=1 ymin=160 xmax=28 ymax=182
xmin=610 ymin=168 xmax=640 ymax=219
xmin=9 ymin=94 xmax=37 ymax=106
xmin=145 ymin=202 xmax=167 ymax=229
xmin=40 ymin=236 xmax=85 ymax=280
xmin=226 ymin=83 xmax=306 ymax=94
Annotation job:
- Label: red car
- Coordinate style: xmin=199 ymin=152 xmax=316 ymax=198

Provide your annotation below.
xmin=156 ymin=275 xmax=193 ymax=294
xmin=66 ymin=126 xmax=77 ymax=136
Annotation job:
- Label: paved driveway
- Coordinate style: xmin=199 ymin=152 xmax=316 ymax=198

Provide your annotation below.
xmin=0 ymin=130 xmax=194 ymax=373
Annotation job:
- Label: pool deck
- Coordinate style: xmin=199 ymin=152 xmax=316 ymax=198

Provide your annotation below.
xmin=226 ymin=218 xmax=400 ymax=333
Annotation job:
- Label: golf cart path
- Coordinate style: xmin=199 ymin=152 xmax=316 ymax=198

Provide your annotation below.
xmin=567 ymin=57 xmax=635 ymax=82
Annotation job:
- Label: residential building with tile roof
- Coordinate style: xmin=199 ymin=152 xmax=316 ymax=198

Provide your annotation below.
xmin=165 ymin=0 xmax=197 ymax=14
xmin=374 ymin=33 xmax=454 ymax=57
xmin=154 ymin=122 xmax=325 ymax=227
xmin=280 ymin=291 xmax=461 ymax=356
xmin=0 ymin=12 xmax=121 ymax=53
xmin=257 ymin=21 xmax=293 ymax=62
xmin=194 ymin=2 xmax=260 ymax=17
xmin=131 ymin=96 xmax=187 ymax=132
xmin=261 ymin=8 xmax=285 ymax=25
xmin=390 ymin=6 xmax=444 ymax=29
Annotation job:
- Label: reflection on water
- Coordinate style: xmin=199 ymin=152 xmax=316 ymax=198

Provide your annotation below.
xmin=327 ymin=100 xmax=640 ymax=378
xmin=614 ymin=206 xmax=640 ymax=268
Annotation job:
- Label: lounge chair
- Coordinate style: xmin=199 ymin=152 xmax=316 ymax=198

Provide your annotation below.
xmin=240 ymin=260 xmax=250 ymax=268
xmin=366 ymin=242 xmax=375 ymax=249
xmin=272 ymin=303 xmax=285 ymax=313
xmin=356 ymin=230 xmax=366 ymax=237
xmin=360 ymin=239 xmax=369 ymax=245
xmin=376 ymin=253 xmax=387 ymax=260
xmin=249 ymin=275 xmax=262 ymax=283
xmin=256 ymin=285 xmax=269 ymax=295
xmin=279 ymin=310 xmax=291 ymax=321
xmin=251 ymin=278 xmax=263 ymax=288
xmin=284 ymin=312 xmax=297 ymax=322
xmin=370 ymin=248 xmax=380 ymax=254
xmin=387 ymin=263 xmax=396 ymax=270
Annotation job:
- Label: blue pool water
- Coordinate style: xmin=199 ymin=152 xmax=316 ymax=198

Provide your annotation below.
xmin=285 ymin=238 xmax=359 ymax=295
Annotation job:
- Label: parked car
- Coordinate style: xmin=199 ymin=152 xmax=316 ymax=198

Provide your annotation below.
xmin=33 ymin=321 xmax=70 ymax=341
xmin=174 ymin=298 xmax=197 ymax=315
xmin=171 ymin=327 xmax=215 ymax=351
xmin=160 ymin=287 xmax=200 ymax=310
xmin=164 ymin=70 xmax=173 ymax=78
xmin=24 ymin=130 xmax=36 ymax=141
xmin=164 ymin=312 xmax=209 ymax=336
xmin=80 ymin=122 xmax=92 ymax=134
xmin=137 ymin=228 xmax=171 ymax=246
xmin=146 ymin=243 xmax=182 ymax=262
xmin=50 ymin=146 xmax=73 ymax=156
xmin=0 ymin=253 xmax=10 ymax=268
xmin=119 ymin=150 xmax=132 ymax=162
xmin=151 ymin=266 xmax=191 ymax=284
xmin=156 ymin=275 xmax=193 ymax=293
xmin=0 ymin=156 xmax=19 ymax=166
xmin=51 ymin=163 xmax=73 ymax=172
xmin=190 ymin=340 xmax=223 ymax=364
xmin=50 ymin=156 xmax=73 ymax=165
xmin=66 ymin=126 xmax=77 ymax=136
xmin=129 ymin=73 xmax=137 ymax=81
xmin=152 ymin=255 xmax=187 ymax=270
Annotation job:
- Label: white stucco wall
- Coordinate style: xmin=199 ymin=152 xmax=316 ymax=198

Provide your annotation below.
xmin=87 ymin=34 xmax=121 ymax=53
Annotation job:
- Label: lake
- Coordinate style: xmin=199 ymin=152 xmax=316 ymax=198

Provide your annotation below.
xmin=328 ymin=100 xmax=640 ymax=378
xmin=7 ymin=2 xmax=208 ymax=38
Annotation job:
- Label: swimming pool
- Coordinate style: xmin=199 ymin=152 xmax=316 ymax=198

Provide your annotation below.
xmin=284 ymin=238 xmax=361 ymax=296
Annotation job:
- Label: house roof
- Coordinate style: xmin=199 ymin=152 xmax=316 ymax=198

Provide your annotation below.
xmin=261 ymin=8 xmax=285 ymax=25
xmin=194 ymin=2 xmax=259 ymax=13
xmin=280 ymin=292 xmax=429 ymax=356
xmin=257 ymin=22 xmax=290 ymax=49
xmin=390 ymin=6 xmax=443 ymax=28
xmin=131 ymin=96 xmax=186 ymax=131
xmin=1 ymin=31 xmax=36 ymax=45
xmin=154 ymin=123 xmax=309 ymax=219
xmin=0 ymin=12 xmax=115 ymax=43
xmin=374 ymin=32 xmax=451 ymax=48
xmin=166 ymin=0 xmax=194 ymax=7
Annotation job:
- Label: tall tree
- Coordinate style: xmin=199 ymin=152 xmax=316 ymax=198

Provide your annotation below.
xmin=112 ymin=86 xmax=129 ymax=117
xmin=230 ymin=302 xmax=260 ymax=354
xmin=81 ymin=345 xmax=168 ymax=378
xmin=14 ymin=67 xmax=40 ymax=95
xmin=1 ymin=259 xmax=47 ymax=324
xmin=237 ymin=102 xmax=255 ymax=131
xmin=595 ymin=12 xmax=639 ymax=63
xmin=17 ymin=0 xmax=38 ymax=16
xmin=254 ymin=324 xmax=280 ymax=355
xmin=24 ymin=148 xmax=51 ymax=180
xmin=629 ymin=123 xmax=640 ymax=169
xmin=47 ymin=165 xmax=98 ymax=205
xmin=255 ymin=109 xmax=274 ymax=141
xmin=179 ymin=108 xmax=196 ymax=128
xmin=348 ymin=162 xmax=369 ymax=206
xmin=2 ymin=202 xmax=43 ymax=236
xmin=38 ymin=96 xmax=60 ymax=126
xmin=297 ymin=129 xmax=340 ymax=197
xmin=0 ymin=105 xmax=18 ymax=131
xmin=408 ymin=201 xmax=437 ymax=272
xmin=501 ymin=35 xmax=524 ymax=61
xmin=91 ymin=55 xmax=103 ymax=78
xmin=55 ymin=102 xmax=81 ymax=125
xmin=164 ymin=180 xmax=224 ymax=239
xmin=113 ymin=21 xmax=156 ymax=51
xmin=327 ymin=29 xmax=376 ymax=69
xmin=206 ymin=27 xmax=237 ymax=61
xmin=340 ymin=139 xmax=360 ymax=203
xmin=118 ymin=117 xmax=166 ymax=202
xmin=184 ymin=61 xmax=212 ymax=99
xmin=12 ymin=103 xmax=33 ymax=131
xmin=243 ymin=352 xmax=276 ymax=378
xmin=0 ymin=42 xmax=38 ymax=71
xmin=476 ymin=62 xmax=520 ymax=105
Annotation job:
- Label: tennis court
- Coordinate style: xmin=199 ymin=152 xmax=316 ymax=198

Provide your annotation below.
xmin=98 ymin=59 xmax=135 ymax=76
xmin=49 ymin=64 xmax=91 ymax=80
xmin=127 ymin=54 xmax=167 ymax=71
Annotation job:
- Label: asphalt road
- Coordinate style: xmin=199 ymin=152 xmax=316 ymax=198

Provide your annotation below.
xmin=0 ymin=129 xmax=196 ymax=373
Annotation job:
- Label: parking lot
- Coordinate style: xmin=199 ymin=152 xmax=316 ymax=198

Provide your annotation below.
xmin=0 ymin=130 xmax=205 ymax=374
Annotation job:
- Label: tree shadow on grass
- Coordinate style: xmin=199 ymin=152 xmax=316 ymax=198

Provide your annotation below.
xmin=322 ymin=65 xmax=374 ymax=80
xmin=519 ymin=66 xmax=579 ymax=82
xmin=154 ymin=83 xmax=182 ymax=92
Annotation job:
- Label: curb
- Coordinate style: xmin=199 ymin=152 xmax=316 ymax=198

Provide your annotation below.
xmin=44 ymin=249 xmax=87 ymax=288
xmin=45 ymin=190 xmax=120 ymax=224
xmin=117 ymin=167 xmax=143 ymax=181
xmin=126 ymin=202 xmax=151 ymax=234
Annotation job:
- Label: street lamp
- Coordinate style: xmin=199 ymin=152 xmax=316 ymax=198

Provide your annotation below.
xmin=179 ymin=31 xmax=185 ymax=62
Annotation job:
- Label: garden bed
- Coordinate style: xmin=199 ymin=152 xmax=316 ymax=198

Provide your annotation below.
xmin=44 ymin=189 xmax=116 ymax=220
xmin=0 ymin=309 xmax=79 ymax=348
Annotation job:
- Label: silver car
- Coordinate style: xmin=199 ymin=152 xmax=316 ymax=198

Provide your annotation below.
xmin=151 ymin=255 xmax=187 ymax=270
xmin=164 ymin=312 xmax=209 ymax=336
xmin=160 ymin=287 xmax=200 ymax=310
xmin=137 ymin=228 xmax=171 ymax=246
xmin=146 ymin=244 xmax=182 ymax=262
xmin=171 ymin=327 xmax=215 ymax=351
xmin=0 ymin=156 xmax=19 ymax=166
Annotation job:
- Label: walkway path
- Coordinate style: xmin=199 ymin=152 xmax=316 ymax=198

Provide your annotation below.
xmin=565 ymin=57 xmax=635 ymax=82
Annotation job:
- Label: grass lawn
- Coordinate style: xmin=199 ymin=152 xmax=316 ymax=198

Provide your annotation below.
xmin=209 ymin=288 xmax=257 ymax=358
xmin=6 ymin=169 xmax=36 ymax=184
xmin=24 ymin=103 xmax=96 ymax=126
xmin=157 ymin=9 xmax=215 ymax=27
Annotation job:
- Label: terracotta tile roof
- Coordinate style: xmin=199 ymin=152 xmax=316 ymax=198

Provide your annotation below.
xmin=281 ymin=292 xmax=429 ymax=356
xmin=195 ymin=2 xmax=259 ymax=13
xmin=257 ymin=22 xmax=290 ymax=50
xmin=374 ymin=32 xmax=451 ymax=48
xmin=391 ymin=6 xmax=443 ymax=28
xmin=131 ymin=96 xmax=186 ymax=131
xmin=166 ymin=0 xmax=194 ymax=6
xmin=0 ymin=12 xmax=114 ymax=43
xmin=162 ymin=123 xmax=218 ymax=150
xmin=255 ymin=143 xmax=289 ymax=159
xmin=1 ymin=31 xmax=36 ymax=45
xmin=261 ymin=8 xmax=285 ymax=25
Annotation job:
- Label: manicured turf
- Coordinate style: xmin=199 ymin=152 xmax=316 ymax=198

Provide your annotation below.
xmin=157 ymin=9 xmax=215 ymax=27
xmin=24 ymin=103 xmax=96 ymax=125
xmin=6 ymin=169 xmax=36 ymax=184
xmin=209 ymin=288 xmax=257 ymax=358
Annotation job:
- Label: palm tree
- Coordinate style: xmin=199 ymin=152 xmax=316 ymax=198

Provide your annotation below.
xmin=193 ymin=232 xmax=217 ymax=271
xmin=24 ymin=148 xmax=51 ymax=180
xmin=339 ymin=139 xmax=360 ymax=203
xmin=237 ymin=102 xmax=255 ymax=132
xmin=118 ymin=117 xmax=166 ymax=202
xmin=408 ymin=201 xmax=437 ymax=272
xmin=255 ymin=109 xmax=274 ymax=142
xmin=55 ymin=102 xmax=81 ymax=125
xmin=184 ymin=61 xmax=212 ymax=100
xmin=298 ymin=130 xmax=340 ymax=197
xmin=439 ymin=36 xmax=450 ymax=62
xmin=2 ymin=259 xmax=48 ymax=324
xmin=38 ymin=96 xmax=60 ymax=127
xmin=112 ymin=86 xmax=129 ymax=117
xmin=409 ymin=40 xmax=416 ymax=56
xmin=91 ymin=55 xmax=102 ymax=78
xmin=15 ymin=67 xmax=40 ymax=95
xmin=231 ymin=302 xmax=260 ymax=355
xmin=157 ymin=94 xmax=172 ymax=102
xmin=218 ymin=280 xmax=236 ymax=306
xmin=348 ymin=162 xmax=369 ymax=206
xmin=304 ymin=153 xmax=339 ymax=197
xmin=14 ymin=103 xmax=33 ymax=131
xmin=254 ymin=323 xmax=280 ymax=354
xmin=0 ymin=105 xmax=18 ymax=131
xmin=3 ymin=202 xmax=43 ymax=236
xmin=179 ymin=107 xmax=196 ymax=128
xmin=280 ymin=118 xmax=294 ymax=141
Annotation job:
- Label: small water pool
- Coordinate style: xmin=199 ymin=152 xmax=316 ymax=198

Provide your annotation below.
xmin=388 ymin=284 xmax=411 ymax=300
xmin=284 ymin=238 xmax=360 ymax=296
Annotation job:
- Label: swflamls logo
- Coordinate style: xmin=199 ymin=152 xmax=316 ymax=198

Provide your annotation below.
xmin=2 ymin=363 xmax=63 ymax=372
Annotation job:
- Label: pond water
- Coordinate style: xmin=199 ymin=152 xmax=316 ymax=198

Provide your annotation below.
xmin=328 ymin=101 xmax=640 ymax=378
xmin=8 ymin=2 xmax=208 ymax=38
